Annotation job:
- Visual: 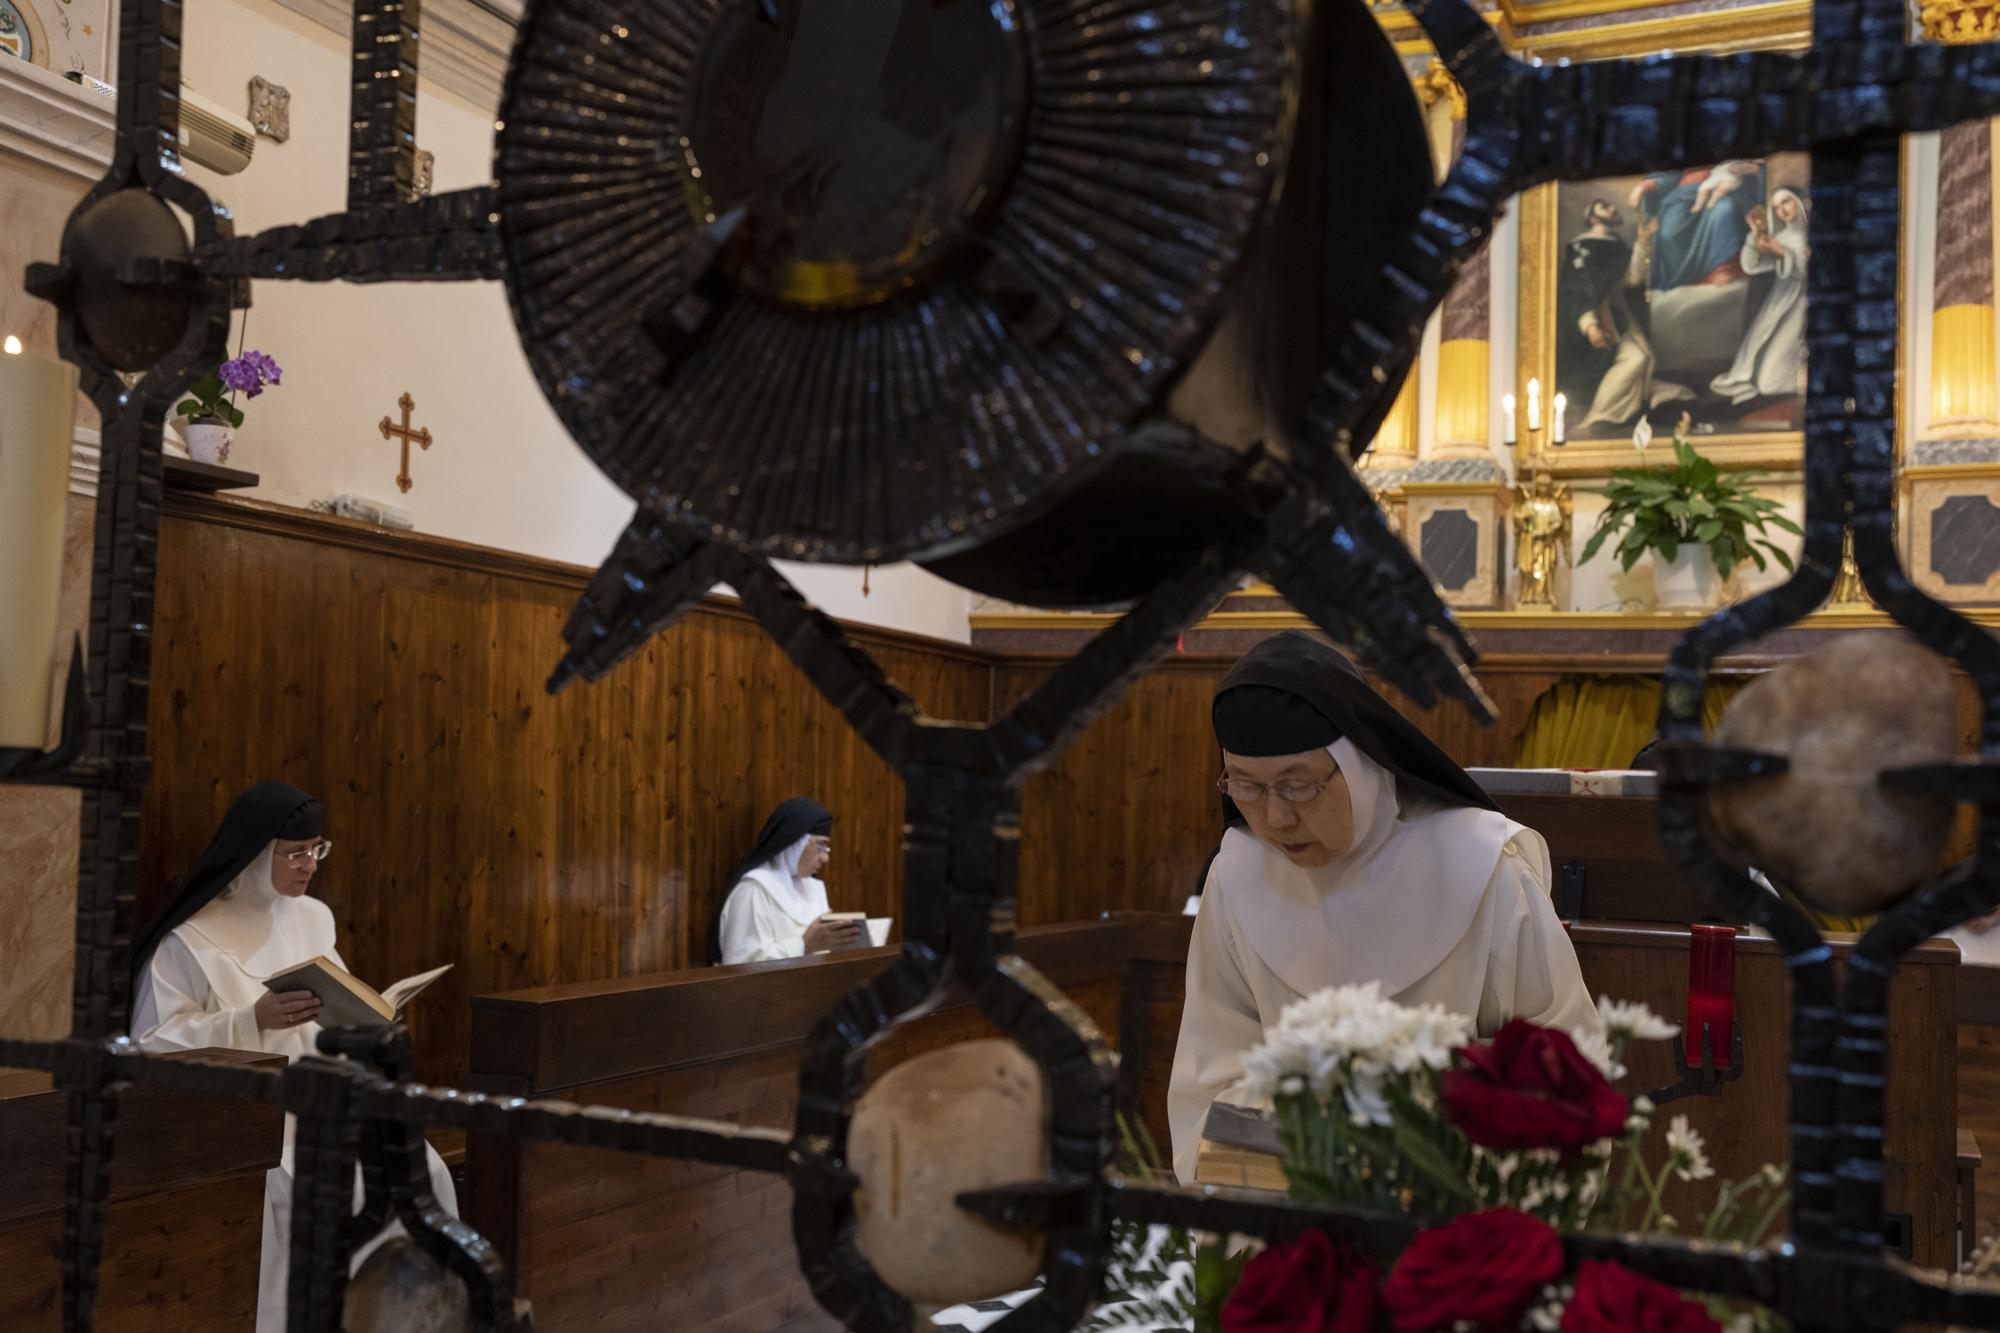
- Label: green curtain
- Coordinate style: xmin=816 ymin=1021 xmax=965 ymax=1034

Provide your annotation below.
xmin=1512 ymin=674 xmax=1871 ymax=932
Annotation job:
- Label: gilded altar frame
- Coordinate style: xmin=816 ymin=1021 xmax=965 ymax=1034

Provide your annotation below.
xmin=1505 ymin=1 xmax=1834 ymax=476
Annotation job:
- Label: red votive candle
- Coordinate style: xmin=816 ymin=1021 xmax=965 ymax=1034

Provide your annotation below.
xmin=1686 ymin=924 xmax=1737 ymax=1069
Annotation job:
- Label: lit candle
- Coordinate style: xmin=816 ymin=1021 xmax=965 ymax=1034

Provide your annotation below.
xmin=1552 ymin=392 xmax=1568 ymax=445
xmin=1686 ymin=924 xmax=1737 ymax=1069
xmin=1526 ymin=377 xmax=1542 ymax=432
xmin=0 ymin=334 xmax=79 ymax=749
xmin=1501 ymin=392 xmax=1517 ymax=445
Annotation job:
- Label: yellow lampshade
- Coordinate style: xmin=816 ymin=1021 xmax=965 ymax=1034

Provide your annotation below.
xmin=0 ymin=336 xmax=80 ymax=749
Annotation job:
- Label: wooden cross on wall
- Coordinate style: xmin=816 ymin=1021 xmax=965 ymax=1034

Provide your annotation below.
xmin=379 ymin=392 xmax=433 ymax=493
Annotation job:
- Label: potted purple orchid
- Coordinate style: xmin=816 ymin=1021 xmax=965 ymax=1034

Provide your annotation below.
xmin=175 ymin=350 xmax=283 ymax=465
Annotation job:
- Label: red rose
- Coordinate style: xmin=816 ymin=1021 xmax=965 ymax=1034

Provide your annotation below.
xmin=1441 ymin=1020 xmax=1629 ymax=1154
xmin=1560 ymin=1260 xmax=1723 ymax=1333
xmin=1221 ymin=1230 xmax=1381 ymax=1333
xmin=1382 ymin=1209 xmax=1563 ymax=1332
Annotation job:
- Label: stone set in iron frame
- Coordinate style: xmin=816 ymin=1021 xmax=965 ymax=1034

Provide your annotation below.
xmin=10 ymin=0 xmax=2000 ymax=1328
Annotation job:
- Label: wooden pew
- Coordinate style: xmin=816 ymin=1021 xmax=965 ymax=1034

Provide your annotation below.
xmin=0 ymin=1049 xmax=285 ymax=1330
xmin=1487 ymin=791 xmax=1742 ymax=925
xmin=1959 ymin=964 xmax=2000 ymax=1248
xmin=462 ymin=923 xmax=1128 ymax=1333
xmin=462 ymin=913 xmax=1964 ymax=1328
xmin=1573 ymin=923 xmax=1960 ymax=1269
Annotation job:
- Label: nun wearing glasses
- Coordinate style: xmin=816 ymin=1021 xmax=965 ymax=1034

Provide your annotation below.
xmin=130 ymin=780 xmax=459 ymax=1333
xmin=1168 ymin=633 xmax=1598 ymax=1182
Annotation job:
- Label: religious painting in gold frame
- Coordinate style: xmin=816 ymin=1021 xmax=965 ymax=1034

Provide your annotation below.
xmin=1516 ymin=152 xmax=1811 ymax=475
xmin=1507 ymin=7 xmax=1815 ymax=477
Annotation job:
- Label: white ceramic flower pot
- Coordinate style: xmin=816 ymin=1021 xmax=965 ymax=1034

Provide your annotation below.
xmin=1653 ymin=545 xmax=1719 ymax=610
xmin=184 ymin=420 xmax=233 ymax=465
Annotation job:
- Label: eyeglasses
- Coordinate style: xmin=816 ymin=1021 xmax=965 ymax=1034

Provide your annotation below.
xmin=1216 ymin=774 xmax=1338 ymax=805
xmin=809 ymin=837 xmax=832 ymax=854
xmin=282 ymin=840 xmax=334 ymax=867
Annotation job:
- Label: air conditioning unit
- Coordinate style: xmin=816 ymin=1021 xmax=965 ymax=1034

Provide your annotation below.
xmin=61 ymin=77 xmax=257 ymax=176
xmin=177 ymin=87 xmax=257 ymax=175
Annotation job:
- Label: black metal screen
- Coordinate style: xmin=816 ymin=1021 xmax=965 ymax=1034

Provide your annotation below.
xmin=9 ymin=0 xmax=2000 ymax=1328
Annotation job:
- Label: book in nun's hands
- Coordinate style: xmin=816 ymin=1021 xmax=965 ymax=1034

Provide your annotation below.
xmin=1202 ymin=1101 xmax=1284 ymax=1157
xmin=262 ymin=958 xmax=453 ymax=1028
xmin=1194 ymin=1102 xmax=1288 ymax=1191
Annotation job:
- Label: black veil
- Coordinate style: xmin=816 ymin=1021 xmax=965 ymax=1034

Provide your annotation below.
xmin=1210 ymin=631 xmax=1496 ymax=833
xmin=128 ymin=781 xmax=324 ymax=991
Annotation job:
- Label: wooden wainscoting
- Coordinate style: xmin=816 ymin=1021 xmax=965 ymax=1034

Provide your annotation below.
xmin=118 ymin=491 xmax=1987 ymax=1093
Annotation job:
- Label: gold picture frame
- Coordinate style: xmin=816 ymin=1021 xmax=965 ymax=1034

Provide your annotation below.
xmin=1504 ymin=6 xmax=1816 ymax=476
xmin=1516 ymin=160 xmax=1813 ymax=475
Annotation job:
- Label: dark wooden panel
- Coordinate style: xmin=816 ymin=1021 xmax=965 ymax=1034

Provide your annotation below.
xmin=1961 ymin=1023 xmax=2000 ymax=1245
xmin=1109 ymin=912 xmax=1194 ymax=1152
xmin=140 ymin=496 xmax=992 ymax=1089
xmin=0 ymin=1173 xmax=269 ymax=1332
xmin=0 ymin=1050 xmax=282 ymax=1330
xmin=1491 ymin=795 xmax=1740 ymax=925
xmin=0 ymin=1049 xmax=284 ymax=1226
xmin=1571 ymin=924 xmax=1959 ymax=1271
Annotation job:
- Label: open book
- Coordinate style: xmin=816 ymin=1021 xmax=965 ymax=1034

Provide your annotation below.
xmin=262 ymin=958 xmax=452 ymax=1029
xmin=822 ymin=913 xmax=893 ymax=947
xmin=1203 ymin=1102 xmax=1282 ymax=1156
xmin=1195 ymin=1102 xmax=1287 ymax=1191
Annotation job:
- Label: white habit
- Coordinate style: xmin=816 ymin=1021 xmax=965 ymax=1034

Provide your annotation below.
xmin=1167 ymin=740 xmax=1600 ymax=1183
xmin=1709 ymin=187 xmax=1808 ymax=405
xmin=718 ymin=833 xmax=831 ymax=964
xmin=132 ymin=845 xmax=460 ymax=1333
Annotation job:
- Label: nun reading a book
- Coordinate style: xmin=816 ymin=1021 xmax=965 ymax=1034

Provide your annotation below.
xmin=1168 ymin=633 xmax=1599 ymax=1183
xmin=129 ymin=780 xmax=458 ymax=1333
xmin=715 ymin=797 xmax=882 ymax=964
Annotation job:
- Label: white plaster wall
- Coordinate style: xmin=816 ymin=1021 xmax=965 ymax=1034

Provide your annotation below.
xmin=167 ymin=0 xmax=972 ymax=642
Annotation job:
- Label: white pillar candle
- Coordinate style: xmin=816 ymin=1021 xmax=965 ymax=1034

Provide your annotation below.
xmin=0 ymin=335 xmax=80 ymax=748
xmin=1501 ymin=392 xmax=1517 ymax=445
xmin=1552 ymin=392 xmax=1568 ymax=445
xmin=1526 ymin=377 xmax=1542 ymax=431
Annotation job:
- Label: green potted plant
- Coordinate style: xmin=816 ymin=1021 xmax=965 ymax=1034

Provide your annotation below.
xmin=1579 ymin=415 xmax=1800 ymax=610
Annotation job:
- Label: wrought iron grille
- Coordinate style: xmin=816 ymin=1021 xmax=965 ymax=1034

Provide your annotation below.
xmin=9 ymin=0 xmax=2000 ymax=1328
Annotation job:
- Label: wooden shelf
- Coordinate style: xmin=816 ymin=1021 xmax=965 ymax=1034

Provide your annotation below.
xmin=164 ymin=456 xmax=260 ymax=493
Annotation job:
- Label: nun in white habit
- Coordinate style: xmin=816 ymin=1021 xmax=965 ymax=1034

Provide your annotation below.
xmin=1168 ymin=633 xmax=1599 ymax=1183
xmin=1709 ymin=186 xmax=1809 ymax=405
xmin=129 ymin=781 xmax=459 ymax=1333
xmin=715 ymin=798 xmax=865 ymax=963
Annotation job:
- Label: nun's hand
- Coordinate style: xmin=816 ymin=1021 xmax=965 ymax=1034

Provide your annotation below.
xmin=256 ymin=989 xmax=322 ymax=1030
xmin=804 ymin=916 xmax=866 ymax=953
